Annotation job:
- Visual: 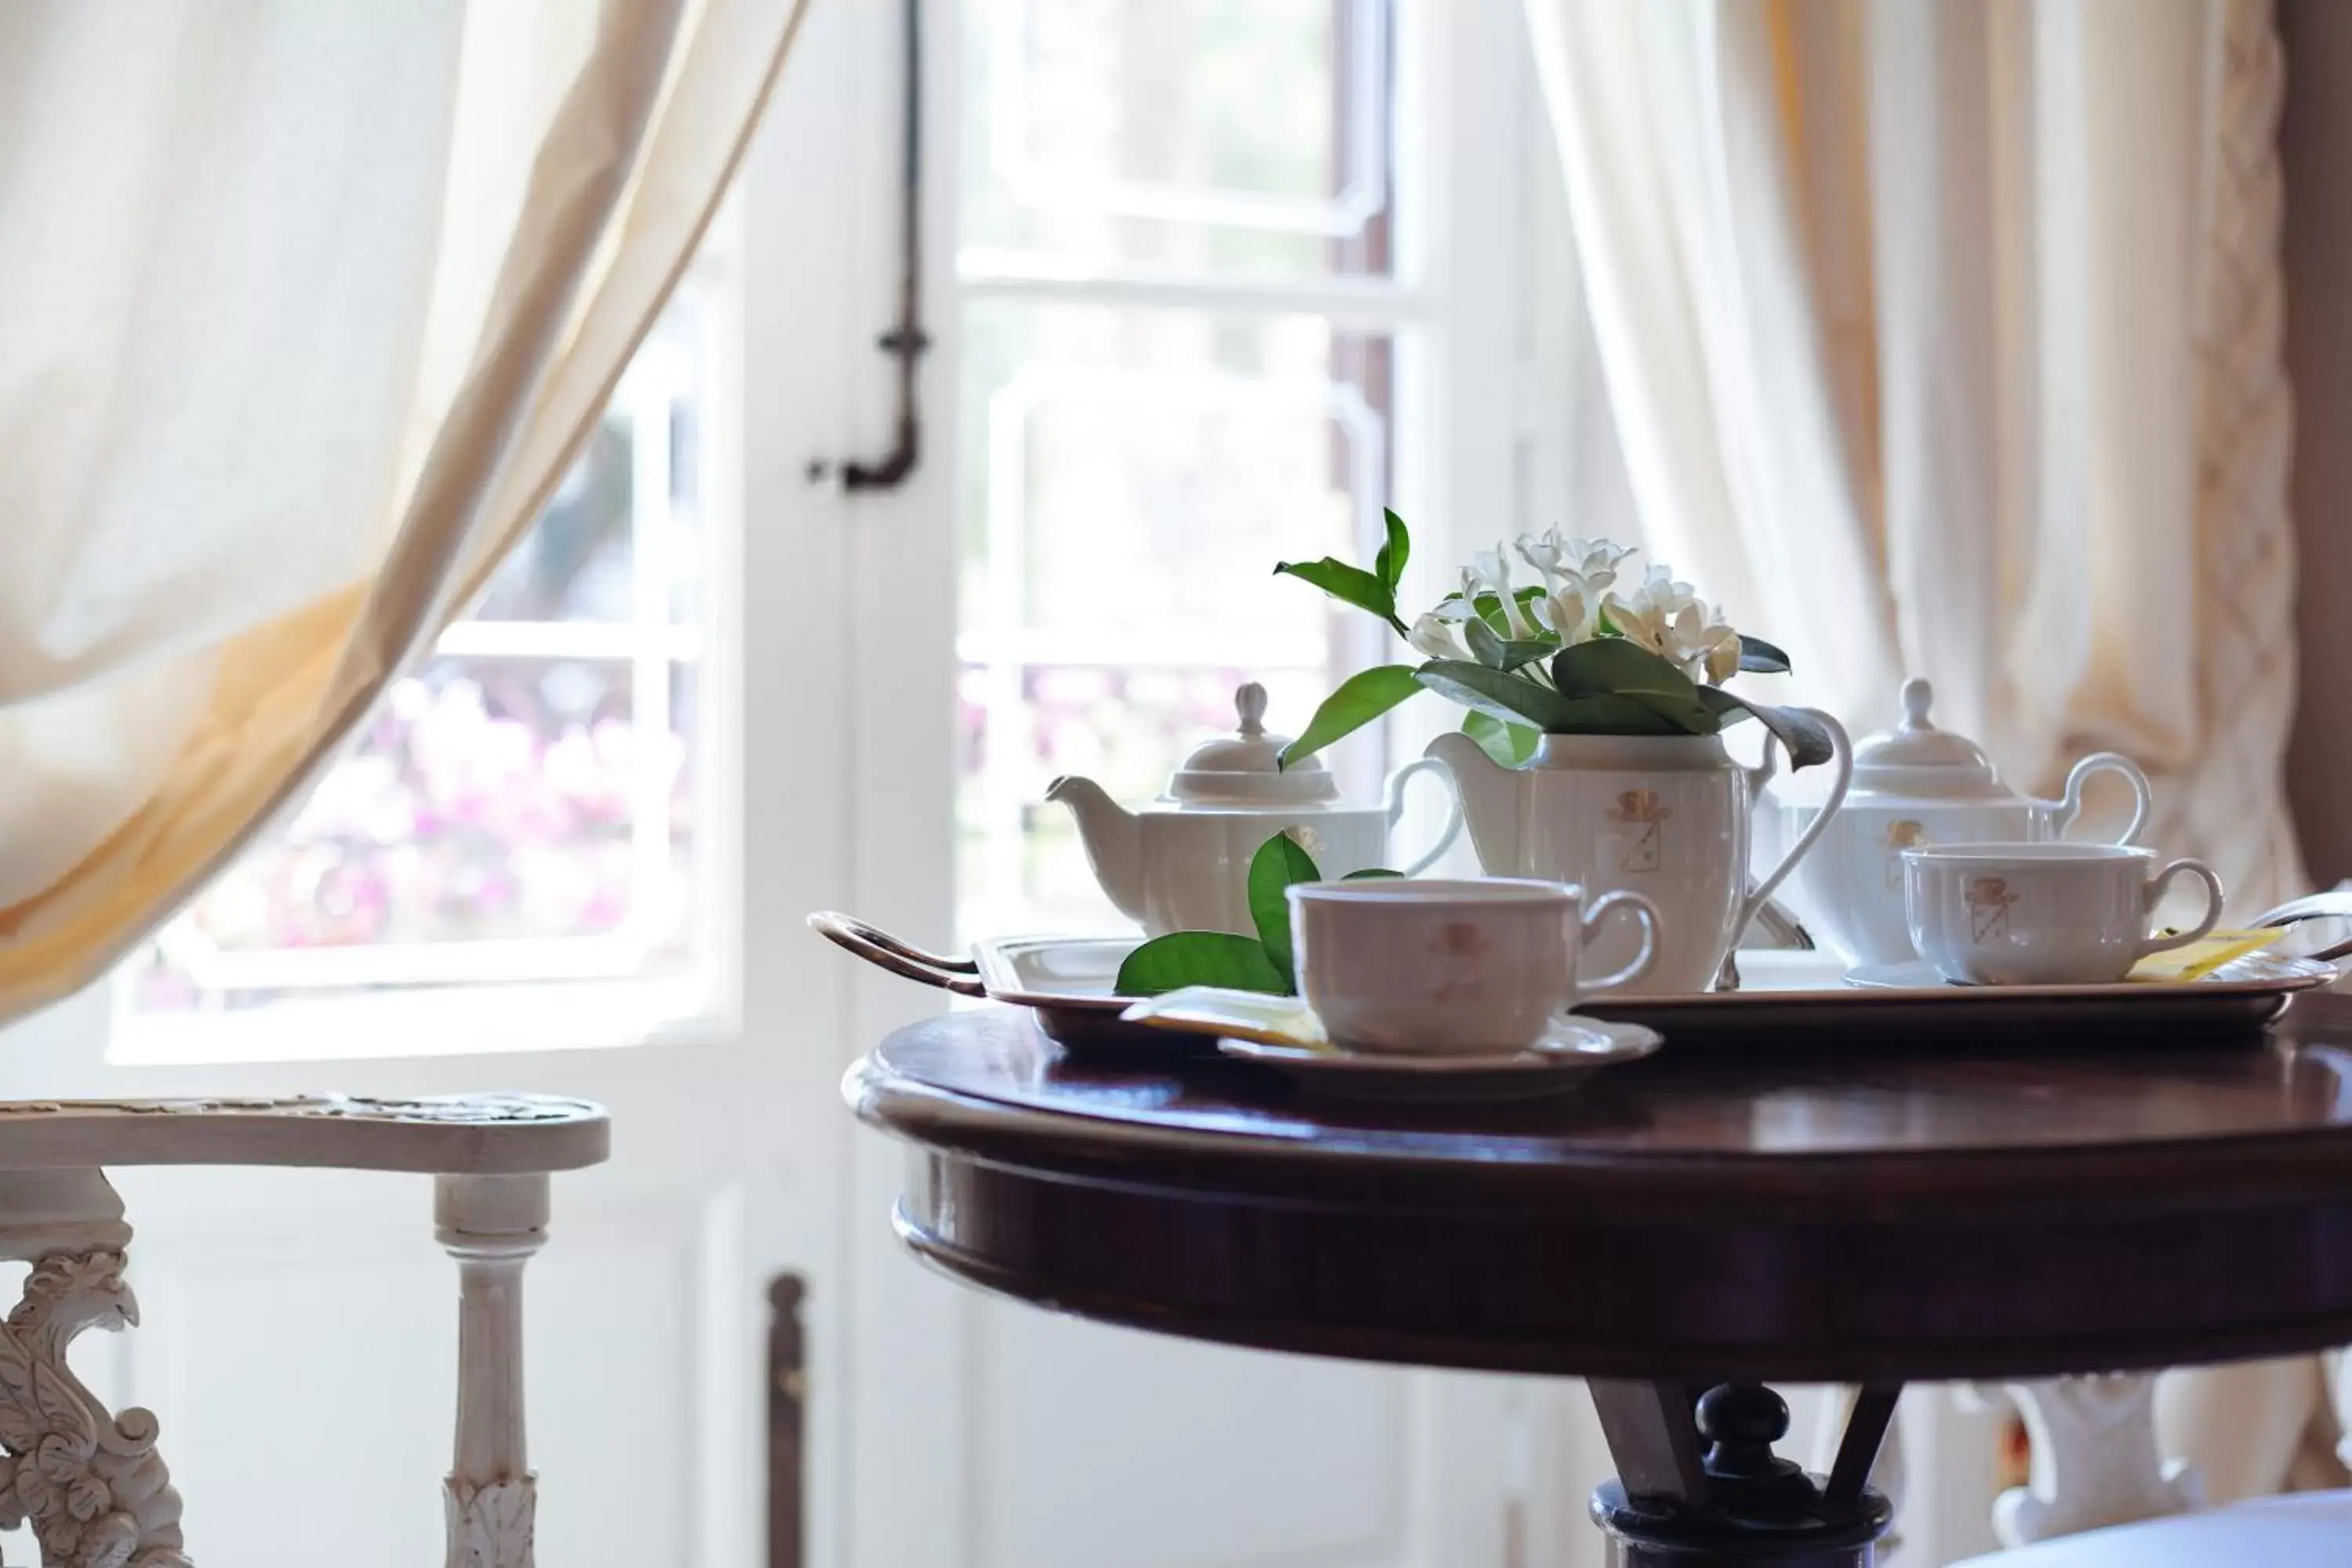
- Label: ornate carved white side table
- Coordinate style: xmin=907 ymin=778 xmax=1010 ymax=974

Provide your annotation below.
xmin=0 ymin=1093 xmax=608 ymax=1568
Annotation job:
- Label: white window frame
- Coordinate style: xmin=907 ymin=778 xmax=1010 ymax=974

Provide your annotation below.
xmin=109 ymin=210 xmax=751 ymax=1067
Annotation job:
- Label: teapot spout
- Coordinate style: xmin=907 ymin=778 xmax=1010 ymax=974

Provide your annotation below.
xmin=1044 ymin=775 xmax=1146 ymax=921
xmin=1423 ymin=730 xmax=1519 ymax=876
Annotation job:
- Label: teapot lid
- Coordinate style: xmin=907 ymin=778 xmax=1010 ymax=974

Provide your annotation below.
xmin=1166 ymin=684 xmax=1341 ymax=806
xmin=1849 ymin=679 xmax=2013 ymax=799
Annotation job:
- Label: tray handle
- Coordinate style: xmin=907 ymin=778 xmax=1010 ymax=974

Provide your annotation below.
xmin=807 ymin=912 xmax=985 ymax=996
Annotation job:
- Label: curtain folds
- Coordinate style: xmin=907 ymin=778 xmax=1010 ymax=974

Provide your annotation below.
xmin=1526 ymin=0 xmax=2324 ymax=1514
xmin=1523 ymin=0 xmax=2307 ymax=917
xmin=0 ymin=0 xmax=808 ymax=1021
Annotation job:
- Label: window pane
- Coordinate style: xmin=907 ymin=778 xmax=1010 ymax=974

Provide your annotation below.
xmin=962 ymin=0 xmax=1394 ymax=278
xmin=127 ymin=267 xmax=719 ymax=1024
xmin=956 ymin=301 xmax=1393 ymax=937
xmin=129 ymin=655 xmax=696 ymax=1011
xmin=468 ymin=307 xmax=710 ymax=629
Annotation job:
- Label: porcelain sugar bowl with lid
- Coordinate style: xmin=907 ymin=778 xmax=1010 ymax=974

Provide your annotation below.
xmin=1046 ymin=683 xmax=1464 ymax=937
xmin=1760 ymin=678 xmax=2154 ymax=965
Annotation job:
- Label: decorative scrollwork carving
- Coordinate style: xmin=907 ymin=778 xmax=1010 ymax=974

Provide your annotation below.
xmin=445 ymin=1477 xmax=534 ymax=1568
xmin=0 ymin=1250 xmax=185 ymax=1567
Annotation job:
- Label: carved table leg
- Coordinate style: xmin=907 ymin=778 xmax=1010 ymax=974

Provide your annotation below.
xmin=437 ymin=1173 xmax=549 ymax=1568
xmin=1587 ymin=1381 xmax=1896 ymax=1566
xmin=0 ymin=1168 xmax=188 ymax=1566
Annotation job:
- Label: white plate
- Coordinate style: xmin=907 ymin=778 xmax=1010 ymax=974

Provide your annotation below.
xmin=1116 ymin=986 xmax=1662 ymax=1101
xmin=1841 ymin=953 xmax=2334 ymax=995
xmin=1215 ymin=1016 xmax=1661 ymax=1102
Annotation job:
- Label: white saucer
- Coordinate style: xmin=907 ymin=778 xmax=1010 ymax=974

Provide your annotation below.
xmin=1212 ymin=1014 xmax=1661 ymax=1102
xmin=1842 ymin=953 xmax=2333 ymax=994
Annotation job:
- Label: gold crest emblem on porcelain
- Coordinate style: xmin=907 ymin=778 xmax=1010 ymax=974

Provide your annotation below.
xmin=1606 ymin=789 xmax=1670 ymax=873
xmin=1965 ymin=875 xmax=2016 ymax=943
xmin=1886 ymin=819 xmax=1929 ymax=888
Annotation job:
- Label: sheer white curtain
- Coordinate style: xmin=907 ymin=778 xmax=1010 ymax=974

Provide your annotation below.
xmin=1523 ymin=0 xmax=2306 ymax=917
xmin=1525 ymin=0 xmax=2323 ymax=1520
xmin=0 ymin=0 xmax=806 ymax=1019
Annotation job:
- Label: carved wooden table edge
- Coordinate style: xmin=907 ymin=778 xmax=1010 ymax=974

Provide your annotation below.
xmin=850 ymin=1002 xmax=2352 ymax=1565
xmin=847 ymin=1054 xmax=2352 ymax=1221
xmin=0 ymin=1091 xmax=612 ymax=1568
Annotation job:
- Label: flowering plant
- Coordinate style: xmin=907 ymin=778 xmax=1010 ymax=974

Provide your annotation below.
xmin=1275 ymin=512 xmax=1834 ymax=770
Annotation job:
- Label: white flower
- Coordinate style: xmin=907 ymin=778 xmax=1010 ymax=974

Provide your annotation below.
xmin=1673 ymin=601 xmax=1743 ymax=684
xmin=1515 ymin=528 xmax=1570 ymax=583
xmin=1468 ymin=544 xmax=1537 ymax=638
xmin=1519 ymin=528 xmax=1637 ymax=601
xmin=1406 ymin=612 xmax=1468 ymax=662
xmin=1567 ymin=535 xmax=1639 ymax=579
xmin=1534 ymin=569 xmax=1606 ymax=646
xmin=1606 ymin=564 xmax=1692 ymax=646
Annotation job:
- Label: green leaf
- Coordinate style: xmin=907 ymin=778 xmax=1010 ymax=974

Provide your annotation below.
xmin=1695 ymin=688 xmax=1838 ymax=769
xmin=1417 ymin=661 xmax=1677 ymax=735
xmin=1464 ymin=615 xmax=1556 ymax=672
xmin=1374 ymin=509 xmax=1410 ymax=594
xmin=1545 ymin=694 xmax=1691 ymax=735
xmin=1113 ymin=932 xmax=1291 ymax=998
xmin=1247 ymin=833 xmax=1322 ymax=989
xmin=1273 ymin=558 xmax=1406 ymax=635
xmin=1551 ymin=637 xmax=1716 ymax=735
xmin=1463 ymin=710 xmax=1541 ymax=766
xmin=1737 ymin=634 xmax=1792 ymax=674
xmin=1549 ymin=637 xmax=1697 ymax=700
xmin=1341 ymin=866 xmax=1404 ymax=880
xmin=1421 ymin=657 xmax=1708 ymax=737
xmin=1279 ymin=664 xmax=1425 ymax=769
xmin=1417 ymin=660 xmax=1580 ymax=730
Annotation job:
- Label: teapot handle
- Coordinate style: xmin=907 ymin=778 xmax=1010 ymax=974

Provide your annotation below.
xmin=1737 ymin=710 xmax=1853 ymax=944
xmin=2046 ymin=752 xmax=2153 ymax=845
xmin=1382 ymin=757 xmax=1465 ymax=877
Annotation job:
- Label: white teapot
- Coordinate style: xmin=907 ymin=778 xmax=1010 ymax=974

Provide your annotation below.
xmin=1762 ymin=678 xmax=2154 ymax=965
xmin=1047 ymin=684 xmax=1464 ymax=937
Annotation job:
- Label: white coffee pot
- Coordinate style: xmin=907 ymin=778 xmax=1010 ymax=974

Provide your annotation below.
xmin=1047 ymin=683 xmax=1464 ymax=937
xmin=1762 ymin=678 xmax=2154 ymax=965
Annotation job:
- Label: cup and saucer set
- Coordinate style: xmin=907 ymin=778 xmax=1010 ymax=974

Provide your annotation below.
xmin=816 ymin=679 xmax=2337 ymax=1103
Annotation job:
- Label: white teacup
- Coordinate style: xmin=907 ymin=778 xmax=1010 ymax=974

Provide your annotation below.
xmin=1900 ymin=842 xmax=2224 ymax=986
xmin=1287 ymin=877 xmax=1662 ymax=1056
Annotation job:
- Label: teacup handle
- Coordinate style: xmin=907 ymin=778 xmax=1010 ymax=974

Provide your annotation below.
xmin=1577 ymin=890 xmax=1662 ymax=997
xmin=1382 ymin=757 xmax=1465 ymax=877
xmin=2136 ymin=859 xmax=2226 ymax=959
xmin=2050 ymin=753 xmax=2154 ymax=845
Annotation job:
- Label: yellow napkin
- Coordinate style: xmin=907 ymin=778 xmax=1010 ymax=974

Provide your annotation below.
xmin=2128 ymin=928 xmax=2285 ymax=983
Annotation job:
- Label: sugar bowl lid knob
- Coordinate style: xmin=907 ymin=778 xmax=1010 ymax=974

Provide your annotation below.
xmin=1235 ymin=681 xmax=1269 ymax=739
xmin=1900 ymin=677 xmax=1933 ymax=729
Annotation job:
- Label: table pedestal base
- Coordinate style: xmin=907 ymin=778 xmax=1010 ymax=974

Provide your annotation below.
xmin=1588 ymin=1381 xmax=1896 ymax=1566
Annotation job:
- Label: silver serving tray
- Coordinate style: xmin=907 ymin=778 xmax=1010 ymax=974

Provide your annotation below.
xmin=1582 ymin=950 xmax=2337 ymax=1046
xmin=814 ymin=917 xmax=2337 ymax=1056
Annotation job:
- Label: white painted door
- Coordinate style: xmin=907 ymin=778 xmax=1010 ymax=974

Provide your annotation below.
xmin=842 ymin=2 xmax=1537 ymax=1566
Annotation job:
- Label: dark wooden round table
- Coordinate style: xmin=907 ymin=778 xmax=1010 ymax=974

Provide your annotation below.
xmin=847 ymin=997 xmax=2352 ymax=1565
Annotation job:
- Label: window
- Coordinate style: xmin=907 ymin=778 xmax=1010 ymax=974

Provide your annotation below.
xmin=955 ymin=0 xmax=1412 ymax=938
xmin=119 ymin=242 xmax=735 ymax=1058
